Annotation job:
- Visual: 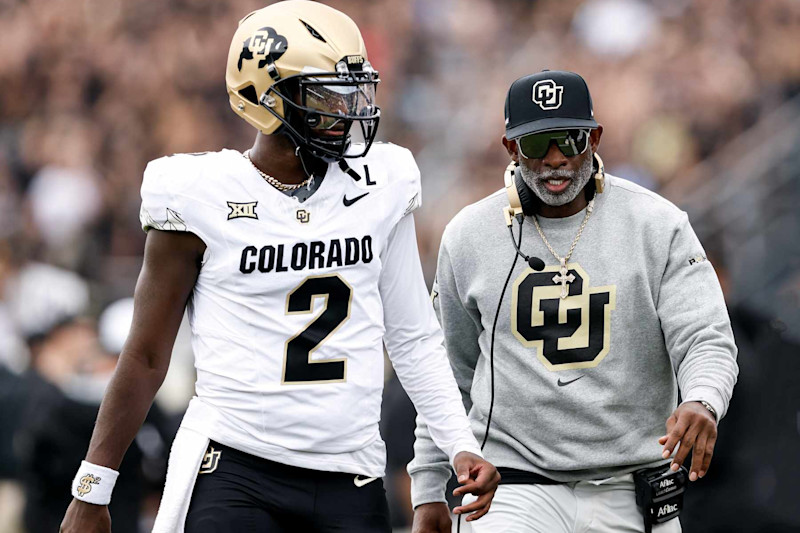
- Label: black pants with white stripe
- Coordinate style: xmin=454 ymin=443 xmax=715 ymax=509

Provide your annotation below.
xmin=185 ymin=441 xmax=391 ymax=533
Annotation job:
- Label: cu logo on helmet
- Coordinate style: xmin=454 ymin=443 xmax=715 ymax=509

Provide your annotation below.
xmin=237 ymin=27 xmax=288 ymax=71
xmin=251 ymin=28 xmax=286 ymax=57
xmin=532 ymin=80 xmax=564 ymax=110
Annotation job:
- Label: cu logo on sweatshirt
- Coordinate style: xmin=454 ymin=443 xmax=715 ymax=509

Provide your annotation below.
xmin=511 ymin=263 xmax=616 ymax=371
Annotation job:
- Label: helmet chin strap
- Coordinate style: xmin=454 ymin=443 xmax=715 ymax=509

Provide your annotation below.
xmin=296 ymin=144 xmax=319 ymax=183
xmin=281 ymin=121 xmax=362 ymax=185
xmin=277 ymin=109 xmax=345 ymax=181
xmin=286 ymin=133 xmax=331 ymax=185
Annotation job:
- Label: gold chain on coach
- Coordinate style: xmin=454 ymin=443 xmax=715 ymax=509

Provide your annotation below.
xmin=532 ymin=195 xmax=596 ymax=299
xmin=243 ymin=150 xmax=311 ymax=191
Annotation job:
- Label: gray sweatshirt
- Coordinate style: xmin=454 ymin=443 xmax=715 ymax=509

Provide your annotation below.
xmin=408 ymin=174 xmax=738 ymax=507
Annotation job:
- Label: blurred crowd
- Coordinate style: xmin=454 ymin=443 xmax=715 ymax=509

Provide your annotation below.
xmin=1 ymin=0 xmax=799 ymax=531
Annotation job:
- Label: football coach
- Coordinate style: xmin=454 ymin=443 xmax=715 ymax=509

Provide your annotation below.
xmin=408 ymin=70 xmax=738 ymax=533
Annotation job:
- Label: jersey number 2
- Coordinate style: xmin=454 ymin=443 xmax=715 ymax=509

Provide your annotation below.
xmin=283 ymin=274 xmax=352 ymax=384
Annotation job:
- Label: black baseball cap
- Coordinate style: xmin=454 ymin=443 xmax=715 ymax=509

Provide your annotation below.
xmin=505 ymin=70 xmax=598 ymax=139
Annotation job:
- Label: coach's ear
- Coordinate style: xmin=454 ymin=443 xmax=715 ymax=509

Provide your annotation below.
xmin=502 ymin=136 xmax=519 ymax=164
xmin=589 ymin=125 xmax=603 ymax=154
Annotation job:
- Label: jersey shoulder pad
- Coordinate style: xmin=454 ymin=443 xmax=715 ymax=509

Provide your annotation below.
xmin=361 ymin=142 xmax=421 ymax=216
xmin=139 ymin=150 xmax=232 ymax=233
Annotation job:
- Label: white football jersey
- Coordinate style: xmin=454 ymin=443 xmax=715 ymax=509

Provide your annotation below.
xmin=140 ymin=143 xmax=480 ymax=477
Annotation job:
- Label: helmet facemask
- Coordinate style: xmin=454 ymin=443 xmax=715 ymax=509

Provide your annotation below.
xmin=263 ymin=59 xmax=380 ymax=162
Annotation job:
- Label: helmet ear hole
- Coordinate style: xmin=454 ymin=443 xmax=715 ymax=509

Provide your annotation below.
xmin=238 ymin=85 xmax=259 ymax=105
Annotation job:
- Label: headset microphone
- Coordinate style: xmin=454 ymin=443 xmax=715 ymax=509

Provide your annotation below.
xmin=502 ymin=162 xmax=545 ymax=271
xmin=507 ymin=222 xmax=544 ymax=271
xmin=526 ymin=254 xmax=545 ymax=272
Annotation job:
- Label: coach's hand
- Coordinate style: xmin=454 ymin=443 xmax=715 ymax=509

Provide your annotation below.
xmin=412 ymin=502 xmax=452 ymax=533
xmin=659 ymin=401 xmax=718 ymax=482
xmin=60 ymin=499 xmax=111 ymax=533
xmin=451 ymin=451 xmax=500 ymax=522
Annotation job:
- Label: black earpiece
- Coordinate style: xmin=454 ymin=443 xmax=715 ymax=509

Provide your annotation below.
xmin=514 ymin=170 xmax=538 ymax=216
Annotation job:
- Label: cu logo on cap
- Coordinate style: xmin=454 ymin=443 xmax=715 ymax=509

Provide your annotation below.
xmin=532 ymin=80 xmax=564 ymax=110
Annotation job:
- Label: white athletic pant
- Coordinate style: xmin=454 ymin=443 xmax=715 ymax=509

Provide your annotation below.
xmin=459 ymin=474 xmax=681 ymax=533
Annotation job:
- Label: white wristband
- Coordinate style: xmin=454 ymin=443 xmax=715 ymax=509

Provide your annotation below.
xmin=71 ymin=460 xmax=119 ymax=505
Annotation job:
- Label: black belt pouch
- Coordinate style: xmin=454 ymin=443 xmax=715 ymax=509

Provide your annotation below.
xmin=634 ymin=463 xmax=688 ymax=533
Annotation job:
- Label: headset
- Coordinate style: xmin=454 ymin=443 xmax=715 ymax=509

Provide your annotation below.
xmin=454 ymin=153 xmax=604 ymax=531
xmin=503 ymin=151 xmax=605 ymax=221
xmin=495 ymin=151 xmax=605 ymax=280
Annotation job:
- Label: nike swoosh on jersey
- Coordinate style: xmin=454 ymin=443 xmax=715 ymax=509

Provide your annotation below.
xmin=353 ymin=475 xmax=378 ymax=488
xmin=343 ymin=192 xmax=369 ymax=206
xmin=557 ymin=376 xmax=584 ymax=387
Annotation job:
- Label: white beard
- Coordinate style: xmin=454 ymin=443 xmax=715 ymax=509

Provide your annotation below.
xmin=518 ymin=154 xmax=594 ymax=207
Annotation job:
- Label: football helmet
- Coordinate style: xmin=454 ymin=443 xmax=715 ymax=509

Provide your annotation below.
xmin=226 ymin=0 xmax=380 ymax=161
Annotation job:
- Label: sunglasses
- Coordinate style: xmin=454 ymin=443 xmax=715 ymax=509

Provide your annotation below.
xmin=517 ymin=129 xmax=590 ymax=159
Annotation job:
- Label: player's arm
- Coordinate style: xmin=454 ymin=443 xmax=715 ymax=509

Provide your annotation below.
xmin=655 ymin=215 xmax=738 ymax=482
xmin=60 ymin=229 xmax=204 ymax=532
xmin=408 ymin=226 xmax=487 ymax=532
xmin=379 ymin=215 xmax=499 ymax=527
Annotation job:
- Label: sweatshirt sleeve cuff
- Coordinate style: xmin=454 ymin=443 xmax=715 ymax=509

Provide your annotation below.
xmin=681 ymin=385 xmax=726 ymax=421
xmin=409 ymin=466 xmax=453 ymax=509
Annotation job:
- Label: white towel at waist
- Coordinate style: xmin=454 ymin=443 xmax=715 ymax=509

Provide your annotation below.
xmin=151 ymin=427 xmax=209 ymax=533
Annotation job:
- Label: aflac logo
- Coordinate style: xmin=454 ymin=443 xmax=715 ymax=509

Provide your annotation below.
xmin=532 ymin=79 xmax=564 ymax=110
xmin=657 ymin=503 xmax=679 ymax=518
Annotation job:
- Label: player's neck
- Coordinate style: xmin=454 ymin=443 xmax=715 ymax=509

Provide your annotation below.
xmin=248 ymin=133 xmax=309 ymax=185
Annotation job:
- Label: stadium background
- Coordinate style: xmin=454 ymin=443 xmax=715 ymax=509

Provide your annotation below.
xmin=0 ymin=0 xmax=798 ymax=531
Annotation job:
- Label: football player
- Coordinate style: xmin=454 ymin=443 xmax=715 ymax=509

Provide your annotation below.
xmin=59 ymin=2 xmax=499 ymax=532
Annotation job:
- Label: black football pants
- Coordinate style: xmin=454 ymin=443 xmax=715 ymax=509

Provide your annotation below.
xmin=185 ymin=441 xmax=391 ymax=532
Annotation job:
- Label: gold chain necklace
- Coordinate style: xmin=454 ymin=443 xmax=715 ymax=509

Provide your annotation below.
xmin=243 ymin=150 xmax=311 ymax=191
xmin=532 ymin=196 xmax=596 ymax=299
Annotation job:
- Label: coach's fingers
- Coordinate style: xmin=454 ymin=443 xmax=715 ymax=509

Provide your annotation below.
xmin=699 ymin=432 xmax=717 ymax=478
xmin=665 ymin=412 xmax=678 ymax=432
xmin=466 ymin=500 xmax=493 ymax=522
xmin=670 ymin=424 xmax=699 ymax=470
xmin=452 ymin=478 xmax=499 ymax=497
xmin=453 ymin=465 xmax=499 ymax=496
xmin=698 ymin=427 xmax=717 ymax=477
xmin=454 ymin=460 xmax=471 ymax=485
xmin=453 ymin=482 xmax=477 ymax=497
xmin=453 ymin=491 xmax=493 ymax=516
xmin=453 ymin=477 xmax=488 ymax=497
xmin=453 ymin=460 xmax=500 ymax=496
xmin=688 ymin=433 xmax=707 ymax=481
xmin=452 ymin=468 xmax=481 ymax=496
xmin=452 ymin=451 xmax=493 ymax=487
xmin=661 ymin=414 xmax=688 ymax=459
